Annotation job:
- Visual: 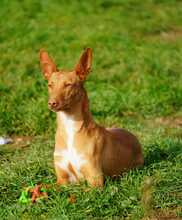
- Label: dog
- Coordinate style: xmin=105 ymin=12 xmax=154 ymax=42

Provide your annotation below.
xmin=39 ymin=48 xmax=144 ymax=187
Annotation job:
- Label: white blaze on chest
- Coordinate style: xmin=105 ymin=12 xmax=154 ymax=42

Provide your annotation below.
xmin=54 ymin=112 xmax=86 ymax=182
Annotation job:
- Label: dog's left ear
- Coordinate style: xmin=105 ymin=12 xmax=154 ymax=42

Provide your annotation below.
xmin=39 ymin=49 xmax=57 ymax=80
xmin=75 ymin=48 xmax=92 ymax=81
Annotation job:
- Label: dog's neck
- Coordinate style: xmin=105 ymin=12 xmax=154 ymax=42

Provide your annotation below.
xmin=57 ymin=89 xmax=94 ymax=132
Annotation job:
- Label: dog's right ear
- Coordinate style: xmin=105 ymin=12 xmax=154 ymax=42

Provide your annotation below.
xmin=39 ymin=49 xmax=57 ymax=80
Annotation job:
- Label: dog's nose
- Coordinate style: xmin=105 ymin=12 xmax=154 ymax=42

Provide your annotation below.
xmin=48 ymin=100 xmax=58 ymax=108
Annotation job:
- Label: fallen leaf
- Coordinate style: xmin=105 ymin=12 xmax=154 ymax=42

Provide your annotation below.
xmin=68 ymin=194 xmax=76 ymax=204
xmin=30 ymin=184 xmax=48 ymax=203
xmin=19 ymin=191 xmax=29 ymax=204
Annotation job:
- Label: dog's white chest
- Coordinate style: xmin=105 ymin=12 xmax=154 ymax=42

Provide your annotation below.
xmin=54 ymin=112 xmax=86 ymax=182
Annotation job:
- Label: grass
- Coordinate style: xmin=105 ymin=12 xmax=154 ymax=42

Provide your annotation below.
xmin=0 ymin=0 xmax=182 ymax=219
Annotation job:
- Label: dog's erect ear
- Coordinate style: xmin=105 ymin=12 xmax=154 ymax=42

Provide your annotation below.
xmin=75 ymin=48 xmax=92 ymax=81
xmin=39 ymin=49 xmax=57 ymax=80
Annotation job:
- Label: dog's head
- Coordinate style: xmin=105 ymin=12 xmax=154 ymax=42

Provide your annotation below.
xmin=39 ymin=48 xmax=92 ymax=112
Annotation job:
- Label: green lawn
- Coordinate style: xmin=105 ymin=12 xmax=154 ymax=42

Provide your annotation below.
xmin=0 ymin=0 xmax=182 ymax=219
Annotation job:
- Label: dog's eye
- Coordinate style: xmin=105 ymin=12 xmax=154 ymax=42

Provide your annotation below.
xmin=48 ymin=83 xmax=53 ymax=88
xmin=64 ymin=82 xmax=73 ymax=87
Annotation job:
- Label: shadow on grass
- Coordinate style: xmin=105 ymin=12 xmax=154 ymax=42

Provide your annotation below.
xmin=144 ymin=139 xmax=182 ymax=166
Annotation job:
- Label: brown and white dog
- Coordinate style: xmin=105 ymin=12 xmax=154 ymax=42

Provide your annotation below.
xmin=39 ymin=48 xmax=144 ymax=187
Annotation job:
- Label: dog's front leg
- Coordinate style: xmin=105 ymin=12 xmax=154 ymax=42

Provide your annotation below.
xmin=81 ymin=164 xmax=104 ymax=188
xmin=54 ymin=163 xmax=69 ymax=185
